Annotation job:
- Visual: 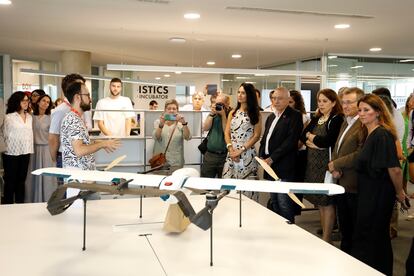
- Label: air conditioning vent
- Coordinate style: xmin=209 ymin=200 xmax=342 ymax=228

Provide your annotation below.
xmin=225 ymin=6 xmax=373 ymax=19
xmin=136 ymin=0 xmax=170 ymax=4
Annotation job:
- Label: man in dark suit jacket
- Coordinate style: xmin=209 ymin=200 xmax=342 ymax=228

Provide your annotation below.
xmin=259 ymin=87 xmax=303 ymax=223
xmin=328 ymin=87 xmax=364 ymax=253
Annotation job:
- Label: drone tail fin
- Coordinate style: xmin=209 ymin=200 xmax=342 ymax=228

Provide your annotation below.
xmin=47 ymin=186 xmax=95 ymax=215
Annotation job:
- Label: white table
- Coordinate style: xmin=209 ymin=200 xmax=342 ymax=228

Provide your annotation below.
xmin=0 ymin=194 xmax=382 ymax=276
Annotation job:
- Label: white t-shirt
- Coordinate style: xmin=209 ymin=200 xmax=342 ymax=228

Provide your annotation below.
xmin=93 ymin=96 xmax=135 ymax=137
xmin=49 ymin=101 xmax=71 ymax=152
xmin=180 ymin=104 xmax=209 ymax=111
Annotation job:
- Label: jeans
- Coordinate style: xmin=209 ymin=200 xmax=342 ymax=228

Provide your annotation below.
xmin=56 ymin=152 xmax=64 ymax=186
xmin=269 ymin=178 xmax=296 ymax=223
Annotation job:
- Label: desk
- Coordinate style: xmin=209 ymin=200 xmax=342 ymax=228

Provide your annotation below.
xmin=0 ymin=195 xmax=381 ymax=276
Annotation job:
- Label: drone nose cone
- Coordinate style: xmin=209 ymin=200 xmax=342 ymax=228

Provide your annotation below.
xmin=172 ymin=168 xmax=200 ymax=177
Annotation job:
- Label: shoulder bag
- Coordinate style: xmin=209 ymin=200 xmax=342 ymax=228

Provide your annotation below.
xmin=149 ymin=122 xmax=177 ymax=168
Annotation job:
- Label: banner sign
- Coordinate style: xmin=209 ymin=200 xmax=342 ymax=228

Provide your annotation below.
xmin=133 ymin=85 xmax=176 ymax=109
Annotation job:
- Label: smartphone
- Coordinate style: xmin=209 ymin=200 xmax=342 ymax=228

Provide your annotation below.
xmin=164 ymin=114 xmax=177 ymax=121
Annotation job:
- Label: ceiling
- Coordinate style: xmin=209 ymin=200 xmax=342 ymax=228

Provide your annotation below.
xmin=1 ymin=0 xmax=413 ymax=69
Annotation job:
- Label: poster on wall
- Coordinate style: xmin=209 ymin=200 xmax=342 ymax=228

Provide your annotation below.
xmin=132 ymin=84 xmax=176 ymax=110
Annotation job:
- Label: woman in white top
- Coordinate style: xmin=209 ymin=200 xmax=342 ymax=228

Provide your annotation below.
xmin=2 ymin=92 xmax=34 ymax=204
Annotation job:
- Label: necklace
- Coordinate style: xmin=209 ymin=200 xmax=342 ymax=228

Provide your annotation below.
xmin=318 ymin=115 xmax=329 ymax=125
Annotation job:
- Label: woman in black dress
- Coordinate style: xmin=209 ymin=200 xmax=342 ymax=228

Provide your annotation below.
xmin=352 ymin=94 xmax=408 ymax=275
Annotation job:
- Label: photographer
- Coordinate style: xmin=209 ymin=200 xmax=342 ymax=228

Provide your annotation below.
xmin=153 ymin=99 xmax=191 ymax=174
xmin=200 ymin=94 xmax=231 ymax=178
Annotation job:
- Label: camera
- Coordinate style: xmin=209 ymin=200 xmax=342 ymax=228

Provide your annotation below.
xmin=164 ymin=114 xmax=177 ymax=121
xmin=215 ymin=103 xmax=224 ymax=111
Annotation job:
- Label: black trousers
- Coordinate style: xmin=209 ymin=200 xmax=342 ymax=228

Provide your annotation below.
xmin=2 ymin=153 xmax=30 ymax=204
xmin=407 ymin=237 xmax=414 ymax=276
xmin=336 ymin=192 xmax=358 ymax=254
xmin=200 ymin=151 xmax=227 ymax=178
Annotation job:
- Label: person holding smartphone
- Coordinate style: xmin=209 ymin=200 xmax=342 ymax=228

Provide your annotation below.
xmin=153 ymin=99 xmax=191 ymax=173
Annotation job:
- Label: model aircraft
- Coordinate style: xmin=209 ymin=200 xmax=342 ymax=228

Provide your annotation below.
xmin=32 ymin=165 xmax=344 ymax=231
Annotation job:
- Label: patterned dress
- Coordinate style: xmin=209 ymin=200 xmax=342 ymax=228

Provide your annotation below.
xmin=304 ymin=120 xmax=332 ymax=206
xmin=222 ymin=110 xmax=257 ymax=179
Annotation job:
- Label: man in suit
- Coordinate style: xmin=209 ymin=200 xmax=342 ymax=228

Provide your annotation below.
xmin=328 ymin=87 xmax=364 ymax=253
xmin=259 ymin=87 xmax=303 ymax=223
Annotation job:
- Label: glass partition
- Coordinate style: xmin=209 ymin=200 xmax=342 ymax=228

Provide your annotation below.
xmin=327 ymin=55 xmax=414 ymax=108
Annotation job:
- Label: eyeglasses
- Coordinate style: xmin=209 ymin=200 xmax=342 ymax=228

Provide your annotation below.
xmin=341 ymin=100 xmax=357 ymax=105
xmin=271 ymin=97 xmax=285 ymax=101
xmin=79 ymin=93 xmax=91 ymax=98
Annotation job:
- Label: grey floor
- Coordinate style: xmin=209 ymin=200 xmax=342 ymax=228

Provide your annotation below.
xmin=294 ymin=184 xmax=414 ymax=276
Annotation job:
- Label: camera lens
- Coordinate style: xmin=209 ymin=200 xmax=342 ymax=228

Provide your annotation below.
xmin=215 ymin=103 xmax=223 ymax=111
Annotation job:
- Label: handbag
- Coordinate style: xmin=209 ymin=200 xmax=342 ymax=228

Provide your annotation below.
xmin=149 ymin=122 xmax=177 ymax=168
xmin=198 ymin=128 xmax=212 ymax=154
xmin=324 ymin=147 xmax=336 ymax=184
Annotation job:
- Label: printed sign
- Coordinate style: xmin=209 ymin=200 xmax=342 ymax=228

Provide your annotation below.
xmin=133 ymin=85 xmax=176 ymax=109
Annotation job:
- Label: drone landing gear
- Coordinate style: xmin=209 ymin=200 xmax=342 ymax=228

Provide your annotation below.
xmin=82 ymin=198 xmax=87 ymax=251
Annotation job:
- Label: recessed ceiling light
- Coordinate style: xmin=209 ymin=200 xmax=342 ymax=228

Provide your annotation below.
xmin=334 ymin=24 xmax=350 ymax=29
xmin=350 ymin=65 xmax=364 ymax=69
xmin=175 ymin=71 xmax=182 ymax=74
xmin=254 ymin=74 xmax=267 ymax=76
xmin=164 ymin=74 xmax=170 ymax=77
xmin=0 ymin=0 xmax=12 ymax=5
xmin=412 ymin=69 xmax=414 ymax=71
xmin=328 ymin=55 xmax=338 ymax=59
xmin=369 ymin=47 xmax=382 ymax=52
xmin=206 ymin=61 xmax=215 ymax=65
xmin=184 ymin=13 xmax=200 ymax=19
xmin=328 ymin=64 xmax=338 ymax=67
xmin=400 ymin=59 xmax=414 ymax=63
xmin=155 ymin=77 xmax=161 ymax=80
xmin=232 ymin=54 xmax=242 ymax=59
xmin=169 ymin=37 xmax=186 ymax=43
xmin=236 ymin=76 xmax=249 ymax=79
xmin=221 ymin=79 xmax=231 ymax=82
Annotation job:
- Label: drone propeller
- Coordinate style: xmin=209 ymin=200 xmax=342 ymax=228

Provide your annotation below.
xmin=255 ymin=157 xmax=305 ymax=208
xmin=103 ymin=155 xmax=127 ymax=171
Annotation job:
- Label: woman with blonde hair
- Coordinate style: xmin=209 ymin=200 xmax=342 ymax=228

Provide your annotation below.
xmin=152 ymin=99 xmax=191 ymax=173
xmin=351 ymin=93 xmax=408 ymax=275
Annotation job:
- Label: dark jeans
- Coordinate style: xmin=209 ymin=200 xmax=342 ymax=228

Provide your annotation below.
xmin=200 ymin=151 xmax=227 ymax=178
xmin=2 ymin=153 xmax=30 ymax=204
xmin=56 ymin=152 xmax=64 ymax=186
xmin=268 ymin=177 xmax=296 ymax=223
xmin=336 ymin=192 xmax=358 ymax=254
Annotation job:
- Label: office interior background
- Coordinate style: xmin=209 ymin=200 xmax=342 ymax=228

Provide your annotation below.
xmin=0 ymin=0 xmax=413 ymax=110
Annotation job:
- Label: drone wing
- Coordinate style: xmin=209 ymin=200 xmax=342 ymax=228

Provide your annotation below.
xmin=32 ymin=167 xmax=165 ymax=188
xmin=183 ymin=177 xmax=344 ymax=196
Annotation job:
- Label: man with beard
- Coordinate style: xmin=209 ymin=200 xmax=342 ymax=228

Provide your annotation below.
xmin=93 ymin=78 xmax=134 ymax=137
xmin=61 ymin=82 xmax=120 ymax=170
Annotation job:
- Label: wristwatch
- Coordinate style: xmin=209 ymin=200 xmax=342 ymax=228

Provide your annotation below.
xmin=182 ymin=122 xmax=188 ymax=126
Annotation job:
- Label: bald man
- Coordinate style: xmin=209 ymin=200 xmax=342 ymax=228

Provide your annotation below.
xmin=259 ymin=87 xmax=303 ymax=223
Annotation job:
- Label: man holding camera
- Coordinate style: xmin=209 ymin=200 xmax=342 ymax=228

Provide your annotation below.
xmin=200 ymin=94 xmax=231 ymax=178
